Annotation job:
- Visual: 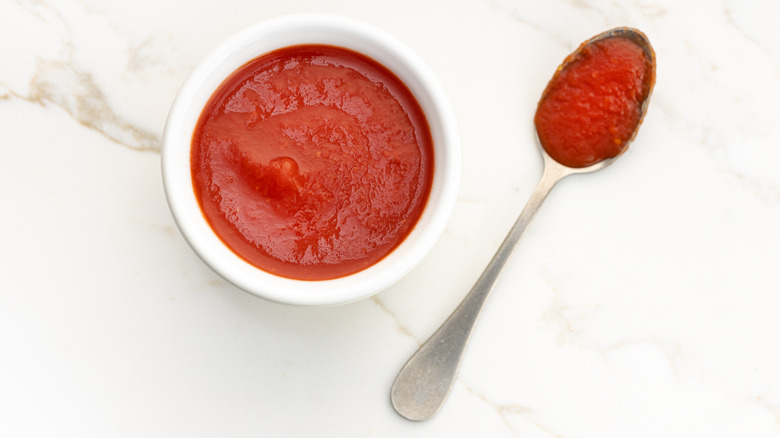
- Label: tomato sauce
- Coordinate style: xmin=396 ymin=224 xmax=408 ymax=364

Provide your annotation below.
xmin=534 ymin=35 xmax=654 ymax=168
xmin=191 ymin=45 xmax=434 ymax=280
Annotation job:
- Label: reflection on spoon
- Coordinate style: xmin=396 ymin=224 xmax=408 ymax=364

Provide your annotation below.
xmin=390 ymin=27 xmax=656 ymax=422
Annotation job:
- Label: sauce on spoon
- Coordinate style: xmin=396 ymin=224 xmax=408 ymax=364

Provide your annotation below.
xmin=535 ymin=34 xmax=655 ymax=167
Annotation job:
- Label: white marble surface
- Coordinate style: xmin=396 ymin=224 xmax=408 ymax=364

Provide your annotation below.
xmin=3 ymin=0 xmax=780 ymax=436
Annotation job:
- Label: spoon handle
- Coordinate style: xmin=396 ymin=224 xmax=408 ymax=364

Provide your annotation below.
xmin=390 ymin=158 xmax=569 ymax=421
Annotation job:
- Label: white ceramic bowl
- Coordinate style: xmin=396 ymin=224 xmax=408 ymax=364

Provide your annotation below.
xmin=162 ymin=14 xmax=460 ymax=306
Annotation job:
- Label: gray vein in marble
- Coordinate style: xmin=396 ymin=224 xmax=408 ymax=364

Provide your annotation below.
xmin=559 ymin=0 xmax=605 ymax=16
xmin=640 ymin=5 xmax=780 ymax=206
xmin=16 ymin=0 xmax=69 ymax=38
xmin=485 ymin=0 xmax=571 ymax=48
xmin=491 ymin=0 xmax=671 ymax=54
xmin=627 ymin=0 xmax=668 ymax=19
xmin=653 ymin=99 xmax=780 ymax=204
xmin=722 ymin=0 xmax=780 ymax=79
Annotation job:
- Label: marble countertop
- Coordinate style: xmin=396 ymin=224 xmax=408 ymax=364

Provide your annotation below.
xmin=3 ymin=0 xmax=780 ymax=436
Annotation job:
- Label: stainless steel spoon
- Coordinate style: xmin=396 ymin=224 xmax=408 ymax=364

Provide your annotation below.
xmin=390 ymin=27 xmax=656 ymax=422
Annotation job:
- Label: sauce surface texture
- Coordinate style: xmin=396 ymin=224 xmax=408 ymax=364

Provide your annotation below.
xmin=192 ymin=45 xmax=433 ymax=280
xmin=534 ymin=36 xmax=654 ymax=168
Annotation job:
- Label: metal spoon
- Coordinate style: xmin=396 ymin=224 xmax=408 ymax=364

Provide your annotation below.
xmin=390 ymin=27 xmax=656 ymax=422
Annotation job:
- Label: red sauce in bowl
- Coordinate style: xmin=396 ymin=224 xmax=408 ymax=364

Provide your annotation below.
xmin=191 ymin=45 xmax=434 ymax=280
xmin=534 ymin=34 xmax=654 ymax=168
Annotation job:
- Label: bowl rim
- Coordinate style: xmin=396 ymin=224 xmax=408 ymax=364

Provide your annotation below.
xmin=162 ymin=13 xmax=461 ymax=306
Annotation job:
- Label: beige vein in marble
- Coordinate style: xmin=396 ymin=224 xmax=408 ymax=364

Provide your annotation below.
xmin=600 ymin=338 xmax=685 ymax=378
xmin=463 ymin=384 xmax=568 ymax=438
xmin=750 ymin=395 xmax=780 ymax=426
xmin=539 ymin=279 xmax=601 ymax=348
xmin=370 ymin=297 xmax=420 ymax=344
xmin=35 ymin=62 xmax=159 ymax=151
xmin=4 ymin=0 xmax=161 ymax=152
xmin=538 ymin=267 xmax=687 ymax=378
xmin=1 ymin=72 xmax=159 ymax=152
xmin=372 ymin=295 xmax=545 ymax=432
